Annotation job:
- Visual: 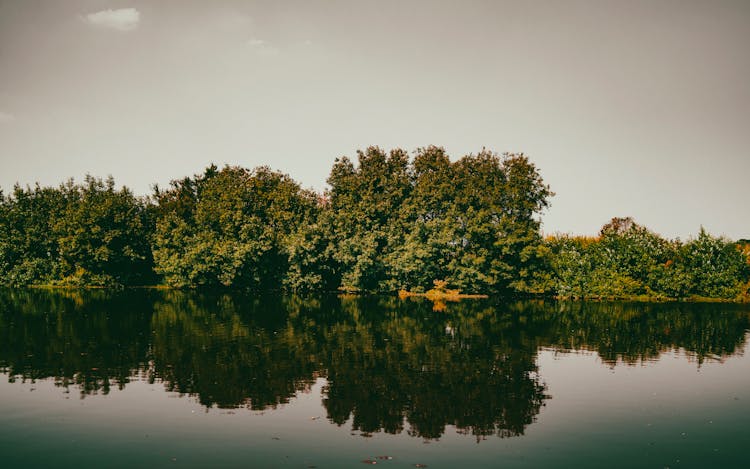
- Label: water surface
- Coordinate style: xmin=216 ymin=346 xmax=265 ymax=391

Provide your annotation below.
xmin=1 ymin=289 xmax=748 ymax=468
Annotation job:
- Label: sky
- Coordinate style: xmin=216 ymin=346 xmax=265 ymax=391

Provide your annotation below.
xmin=0 ymin=0 xmax=748 ymax=240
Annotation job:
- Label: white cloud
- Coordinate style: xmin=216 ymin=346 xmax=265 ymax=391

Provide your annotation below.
xmin=247 ymin=38 xmax=279 ymax=56
xmin=84 ymin=8 xmax=140 ymax=32
xmin=0 ymin=111 xmax=15 ymax=123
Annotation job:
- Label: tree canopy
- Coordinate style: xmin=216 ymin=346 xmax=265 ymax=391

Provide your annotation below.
xmin=1 ymin=147 xmax=747 ymax=299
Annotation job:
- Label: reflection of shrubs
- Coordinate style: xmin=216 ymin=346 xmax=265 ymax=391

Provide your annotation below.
xmin=321 ymin=297 xmax=548 ymax=440
xmin=1 ymin=289 xmax=749 ymax=440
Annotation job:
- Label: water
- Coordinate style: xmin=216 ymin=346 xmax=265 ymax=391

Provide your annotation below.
xmin=0 ymin=289 xmax=748 ymax=468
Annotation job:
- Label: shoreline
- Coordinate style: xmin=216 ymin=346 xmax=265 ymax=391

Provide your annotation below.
xmin=6 ymin=284 xmax=748 ymax=303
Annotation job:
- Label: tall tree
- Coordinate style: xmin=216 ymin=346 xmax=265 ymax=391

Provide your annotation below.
xmin=326 ymin=147 xmax=412 ymax=291
xmin=0 ymin=184 xmax=66 ymax=285
xmin=327 ymin=146 xmax=553 ymax=294
xmin=152 ymin=165 xmax=316 ymax=289
xmin=54 ymin=175 xmax=154 ymax=286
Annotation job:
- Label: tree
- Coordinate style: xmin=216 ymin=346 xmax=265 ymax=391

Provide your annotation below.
xmin=326 ymin=147 xmax=412 ymax=291
xmin=54 ymin=175 xmax=154 ymax=286
xmin=152 ymin=165 xmax=316 ymax=289
xmin=322 ymin=147 xmax=554 ymax=294
xmin=0 ymin=184 xmax=70 ymax=285
xmin=680 ymin=228 xmax=748 ymax=299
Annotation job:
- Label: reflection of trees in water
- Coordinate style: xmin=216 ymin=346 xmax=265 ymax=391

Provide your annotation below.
xmin=0 ymin=288 xmax=153 ymax=396
xmin=149 ymin=292 xmax=320 ymax=409
xmin=547 ymin=301 xmax=750 ymax=366
xmin=321 ymin=297 xmax=549 ymax=439
xmin=1 ymin=289 xmax=749 ymax=439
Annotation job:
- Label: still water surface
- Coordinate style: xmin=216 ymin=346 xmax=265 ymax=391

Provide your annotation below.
xmin=0 ymin=289 xmax=748 ymax=468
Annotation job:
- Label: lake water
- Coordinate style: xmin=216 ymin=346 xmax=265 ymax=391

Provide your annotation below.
xmin=1 ymin=289 xmax=748 ymax=468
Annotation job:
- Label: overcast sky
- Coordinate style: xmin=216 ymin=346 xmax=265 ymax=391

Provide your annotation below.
xmin=1 ymin=0 xmax=748 ymax=239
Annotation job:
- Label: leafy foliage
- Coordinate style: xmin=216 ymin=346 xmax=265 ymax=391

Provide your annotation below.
xmin=322 ymin=146 xmax=553 ymax=294
xmin=55 ymin=176 xmax=154 ymax=286
xmin=547 ymin=218 xmax=750 ymax=300
xmin=1 ymin=150 xmax=747 ymax=298
xmin=152 ymin=165 xmax=318 ymax=289
xmin=0 ymin=177 xmax=153 ymax=287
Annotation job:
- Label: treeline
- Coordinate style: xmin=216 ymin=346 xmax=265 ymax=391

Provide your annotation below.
xmin=1 ymin=146 xmax=748 ymax=299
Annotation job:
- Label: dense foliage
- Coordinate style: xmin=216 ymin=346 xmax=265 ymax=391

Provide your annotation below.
xmin=151 ymin=165 xmax=318 ymax=289
xmin=324 ymin=146 xmax=552 ymax=294
xmin=1 ymin=147 xmax=748 ymax=298
xmin=547 ymin=217 xmax=750 ymax=300
xmin=0 ymin=176 xmax=154 ymax=287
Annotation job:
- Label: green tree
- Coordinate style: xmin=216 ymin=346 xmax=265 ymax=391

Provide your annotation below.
xmin=54 ymin=175 xmax=154 ymax=286
xmin=0 ymin=184 xmax=66 ymax=285
xmin=328 ymin=146 xmax=554 ymax=295
xmin=680 ymin=228 xmax=749 ymax=299
xmin=283 ymin=208 xmax=338 ymax=292
xmin=152 ymin=165 xmax=316 ymax=289
xmin=326 ymin=147 xmax=412 ymax=291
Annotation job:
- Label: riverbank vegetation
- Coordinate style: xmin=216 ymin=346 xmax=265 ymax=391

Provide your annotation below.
xmin=1 ymin=146 xmax=748 ymax=300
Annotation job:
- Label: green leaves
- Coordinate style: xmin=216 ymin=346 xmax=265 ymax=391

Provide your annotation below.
xmin=0 ymin=177 xmax=153 ymax=287
xmin=54 ymin=176 xmax=153 ymax=286
xmin=323 ymin=146 xmax=553 ymax=294
xmin=152 ymin=165 xmax=316 ymax=290
xmin=548 ymin=219 xmax=750 ymax=300
xmin=680 ymin=228 xmax=748 ymax=299
xmin=2 ymin=152 xmax=746 ymax=299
